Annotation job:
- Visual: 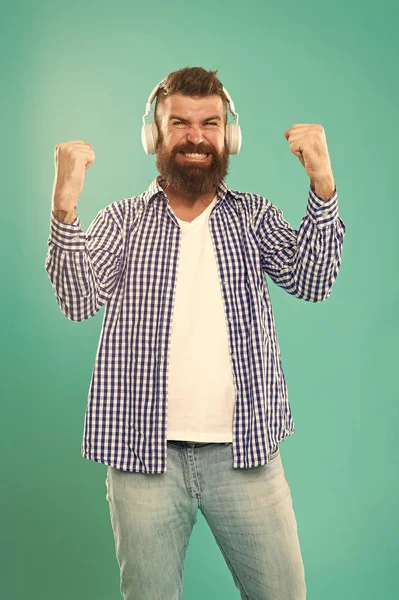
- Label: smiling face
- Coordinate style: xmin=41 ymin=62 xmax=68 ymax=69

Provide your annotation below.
xmin=155 ymin=93 xmax=230 ymax=200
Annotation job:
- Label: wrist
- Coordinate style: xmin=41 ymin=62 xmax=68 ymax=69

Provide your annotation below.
xmin=52 ymin=208 xmax=78 ymax=224
xmin=310 ymin=171 xmax=335 ymax=201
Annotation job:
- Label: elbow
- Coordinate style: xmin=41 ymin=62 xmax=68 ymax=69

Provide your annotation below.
xmin=56 ymin=295 xmax=101 ymax=322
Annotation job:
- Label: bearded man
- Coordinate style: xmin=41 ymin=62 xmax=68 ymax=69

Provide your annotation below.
xmin=46 ymin=66 xmax=346 ymax=600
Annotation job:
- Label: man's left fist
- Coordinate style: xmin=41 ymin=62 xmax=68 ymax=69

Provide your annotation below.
xmin=284 ymin=124 xmax=332 ymax=179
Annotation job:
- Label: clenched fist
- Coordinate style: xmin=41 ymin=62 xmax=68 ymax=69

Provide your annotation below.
xmin=52 ymin=140 xmax=95 ymax=223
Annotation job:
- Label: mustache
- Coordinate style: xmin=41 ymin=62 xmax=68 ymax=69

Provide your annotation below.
xmin=174 ymin=144 xmax=214 ymax=155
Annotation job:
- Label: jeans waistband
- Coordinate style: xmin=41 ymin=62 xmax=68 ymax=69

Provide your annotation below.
xmin=168 ymin=440 xmax=231 ymax=447
xmin=167 ymin=440 xmax=278 ymax=453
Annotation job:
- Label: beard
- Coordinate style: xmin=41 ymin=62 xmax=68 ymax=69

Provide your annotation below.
xmin=155 ymin=131 xmax=230 ymax=199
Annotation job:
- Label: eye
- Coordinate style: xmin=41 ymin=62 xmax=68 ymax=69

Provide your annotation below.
xmin=172 ymin=120 xmax=218 ymax=126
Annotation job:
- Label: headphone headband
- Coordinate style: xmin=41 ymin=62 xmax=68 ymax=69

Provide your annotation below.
xmin=142 ymin=78 xmax=240 ymax=127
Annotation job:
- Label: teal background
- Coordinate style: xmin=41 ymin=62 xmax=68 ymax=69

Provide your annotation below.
xmin=1 ymin=0 xmax=398 ymax=598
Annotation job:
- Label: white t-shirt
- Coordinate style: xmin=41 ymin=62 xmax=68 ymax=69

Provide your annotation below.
xmin=166 ymin=196 xmax=235 ymax=443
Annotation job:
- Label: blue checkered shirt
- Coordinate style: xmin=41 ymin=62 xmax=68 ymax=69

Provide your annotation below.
xmin=45 ymin=176 xmax=346 ymax=473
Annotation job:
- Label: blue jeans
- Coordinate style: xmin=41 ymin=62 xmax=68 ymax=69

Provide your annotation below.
xmin=105 ymin=441 xmax=306 ymax=600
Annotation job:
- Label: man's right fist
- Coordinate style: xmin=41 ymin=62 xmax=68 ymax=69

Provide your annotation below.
xmin=53 ymin=140 xmax=96 ymax=204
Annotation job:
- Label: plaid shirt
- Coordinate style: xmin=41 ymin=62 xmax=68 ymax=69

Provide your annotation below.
xmin=45 ymin=176 xmax=346 ymax=473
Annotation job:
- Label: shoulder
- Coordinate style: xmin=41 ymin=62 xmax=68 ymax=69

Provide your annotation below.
xmin=100 ymin=195 xmax=144 ymax=230
xmin=227 ymin=186 xmax=273 ymax=220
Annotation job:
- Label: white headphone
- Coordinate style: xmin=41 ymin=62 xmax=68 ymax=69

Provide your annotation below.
xmin=141 ymin=77 xmax=242 ymax=155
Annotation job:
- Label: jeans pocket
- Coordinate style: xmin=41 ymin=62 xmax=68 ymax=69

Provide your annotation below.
xmin=269 ymin=445 xmax=280 ymax=461
xmin=105 ymin=472 xmax=110 ymax=502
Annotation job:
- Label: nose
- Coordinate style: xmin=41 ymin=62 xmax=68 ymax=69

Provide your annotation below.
xmin=186 ymin=124 xmax=204 ymax=146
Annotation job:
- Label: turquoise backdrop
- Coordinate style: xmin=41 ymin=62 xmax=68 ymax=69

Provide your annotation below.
xmin=2 ymin=0 xmax=398 ymax=598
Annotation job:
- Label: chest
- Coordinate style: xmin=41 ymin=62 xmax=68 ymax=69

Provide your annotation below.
xmin=169 ymin=204 xmax=208 ymax=223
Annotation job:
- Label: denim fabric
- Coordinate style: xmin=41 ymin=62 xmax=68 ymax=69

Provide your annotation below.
xmin=105 ymin=441 xmax=306 ymax=599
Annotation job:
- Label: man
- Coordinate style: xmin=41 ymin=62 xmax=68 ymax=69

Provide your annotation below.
xmin=45 ymin=66 xmax=346 ymax=600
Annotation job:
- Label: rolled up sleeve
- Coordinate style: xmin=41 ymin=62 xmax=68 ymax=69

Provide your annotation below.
xmin=256 ymin=185 xmax=346 ymax=302
xmin=45 ymin=206 xmax=124 ymax=320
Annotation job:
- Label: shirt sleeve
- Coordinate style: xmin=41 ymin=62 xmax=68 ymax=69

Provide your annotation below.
xmin=256 ymin=185 xmax=346 ymax=302
xmin=44 ymin=206 xmax=124 ymax=320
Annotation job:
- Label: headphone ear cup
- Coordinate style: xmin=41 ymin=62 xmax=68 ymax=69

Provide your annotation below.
xmin=226 ymin=123 xmax=242 ymax=155
xmin=141 ymin=122 xmax=159 ymax=155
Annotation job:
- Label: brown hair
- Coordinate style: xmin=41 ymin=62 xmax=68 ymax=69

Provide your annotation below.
xmin=154 ymin=66 xmax=229 ymax=130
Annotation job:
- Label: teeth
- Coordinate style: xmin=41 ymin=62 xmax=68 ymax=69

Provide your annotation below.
xmin=181 ymin=153 xmax=208 ymax=158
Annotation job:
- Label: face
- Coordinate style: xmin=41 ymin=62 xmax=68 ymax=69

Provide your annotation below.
xmin=155 ymin=93 xmax=230 ymax=199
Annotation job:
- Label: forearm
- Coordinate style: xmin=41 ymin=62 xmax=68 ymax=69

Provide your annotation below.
xmin=45 ymin=205 xmax=124 ymax=321
xmin=52 ymin=192 xmax=78 ymax=224
xmin=310 ymin=171 xmax=335 ymax=201
xmin=52 ymin=208 xmax=77 ymax=224
xmin=258 ymin=183 xmax=346 ymax=302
